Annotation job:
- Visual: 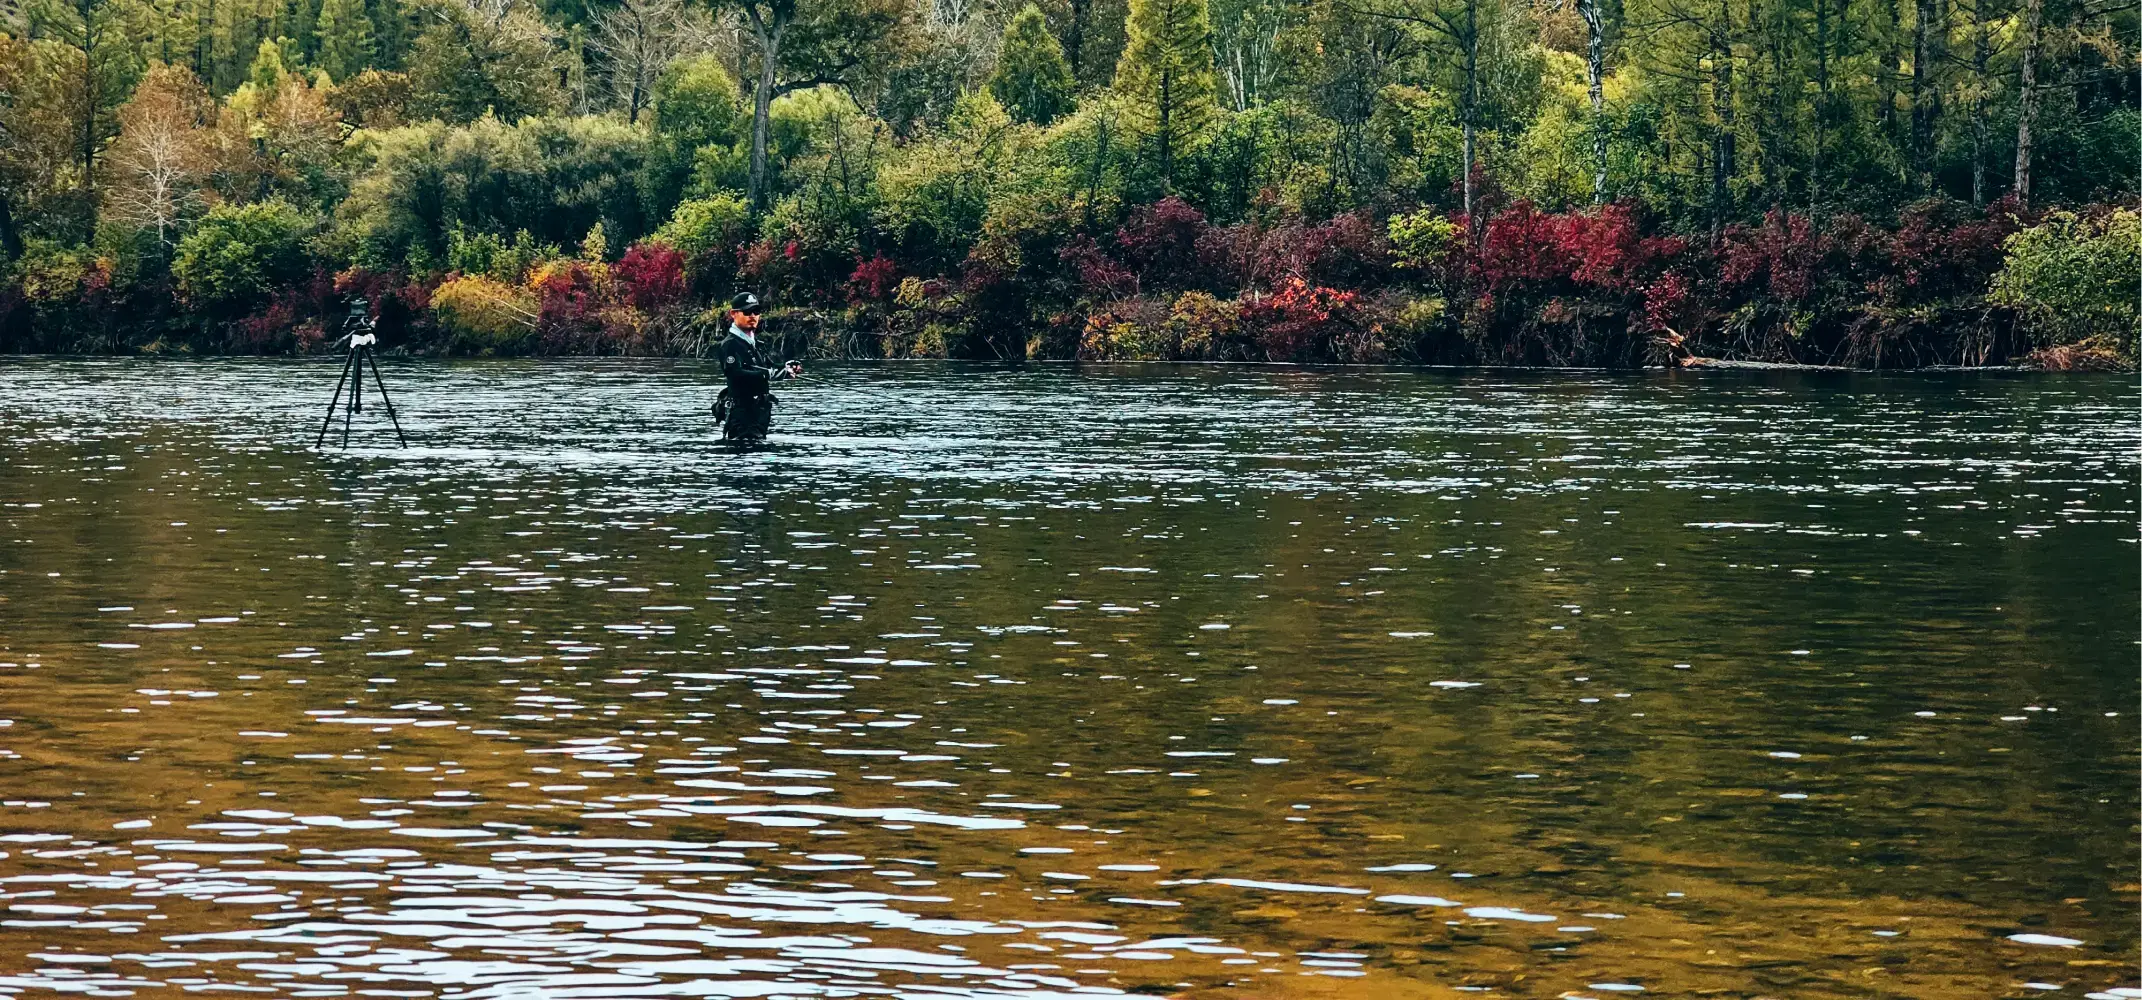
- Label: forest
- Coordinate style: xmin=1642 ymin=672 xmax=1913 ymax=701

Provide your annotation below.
xmin=0 ymin=0 xmax=2134 ymax=366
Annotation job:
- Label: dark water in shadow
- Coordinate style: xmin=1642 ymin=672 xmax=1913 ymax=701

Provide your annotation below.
xmin=0 ymin=357 xmax=2134 ymax=1000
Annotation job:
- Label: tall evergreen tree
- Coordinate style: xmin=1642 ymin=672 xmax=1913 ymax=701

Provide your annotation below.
xmin=1111 ymin=0 xmax=1217 ymax=186
xmin=367 ymin=0 xmax=409 ymax=69
xmin=249 ymin=37 xmax=289 ymax=91
xmin=29 ymin=0 xmax=142 ymax=232
xmin=989 ymin=4 xmax=1076 ymax=125
xmin=315 ymin=0 xmax=375 ymax=82
xmin=285 ymin=0 xmax=322 ymax=63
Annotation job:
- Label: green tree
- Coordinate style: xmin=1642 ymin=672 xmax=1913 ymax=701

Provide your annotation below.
xmin=315 ymin=0 xmax=377 ymax=81
xmin=877 ymin=91 xmax=1043 ymax=264
xmin=730 ymin=0 xmax=909 ymax=211
xmin=248 ymin=37 xmax=289 ymax=90
xmin=1111 ymin=0 xmax=1218 ymax=187
xmin=172 ymin=198 xmax=315 ymax=308
xmin=643 ymin=54 xmax=747 ymax=217
xmin=404 ymin=0 xmax=565 ymax=123
xmin=0 ymin=36 xmax=82 ymax=256
xmin=334 ymin=115 xmax=649 ymax=268
xmin=26 ymin=0 xmax=142 ymax=234
xmin=989 ymin=4 xmax=1076 ymax=125
xmin=283 ymin=0 xmax=323 ymax=62
xmin=368 ymin=0 xmax=411 ymax=68
xmin=206 ymin=0 xmax=281 ymax=92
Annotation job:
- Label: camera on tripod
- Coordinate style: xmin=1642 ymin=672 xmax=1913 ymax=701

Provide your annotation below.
xmin=315 ymin=295 xmax=409 ymax=448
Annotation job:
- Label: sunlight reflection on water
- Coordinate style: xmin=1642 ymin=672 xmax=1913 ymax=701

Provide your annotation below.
xmin=0 ymin=358 xmax=2135 ymax=999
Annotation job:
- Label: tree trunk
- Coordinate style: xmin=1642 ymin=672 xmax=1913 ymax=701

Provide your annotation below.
xmin=2012 ymin=0 xmax=2042 ymax=205
xmin=1810 ymin=0 xmax=1830 ymax=209
xmin=1067 ymin=0 xmax=1087 ymax=82
xmin=1910 ymin=0 xmax=1935 ymax=190
xmin=1083 ymin=115 xmax=1109 ymax=228
xmin=1158 ymin=67 xmax=1173 ymax=187
xmin=0 ymin=192 xmax=22 ymax=260
xmin=746 ymin=16 xmax=784 ymax=213
xmin=1460 ymin=0 xmax=1478 ymax=225
xmin=1969 ymin=0 xmax=1989 ymax=204
xmin=1760 ymin=0 xmax=1786 ymax=204
xmin=1579 ymin=0 xmax=1606 ymax=203
xmin=1709 ymin=0 xmax=1734 ymax=240
xmin=1879 ymin=0 xmax=1900 ymax=131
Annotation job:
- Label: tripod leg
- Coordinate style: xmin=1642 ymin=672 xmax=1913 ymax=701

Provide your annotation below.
xmin=364 ymin=348 xmax=408 ymax=447
xmin=316 ymin=350 xmax=355 ymax=448
xmin=343 ymin=354 xmax=358 ymax=448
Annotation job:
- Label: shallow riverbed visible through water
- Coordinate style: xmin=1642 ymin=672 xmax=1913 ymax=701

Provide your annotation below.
xmin=0 ymin=358 xmax=2135 ymax=1000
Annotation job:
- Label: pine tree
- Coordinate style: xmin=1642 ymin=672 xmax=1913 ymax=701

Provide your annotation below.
xmin=37 ymin=0 xmax=141 ymax=233
xmin=315 ymin=0 xmax=374 ymax=82
xmin=1112 ymin=0 xmax=1217 ymax=186
xmin=367 ymin=0 xmax=408 ymax=69
xmin=989 ymin=5 xmax=1077 ymax=125
xmin=249 ymin=37 xmax=288 ymax=91
xmin=286 ymin=0 xmax=322 ymax=63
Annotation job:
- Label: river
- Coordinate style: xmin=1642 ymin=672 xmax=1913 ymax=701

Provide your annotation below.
xmin=0 ymin=358 xmax=2135 ymax=1000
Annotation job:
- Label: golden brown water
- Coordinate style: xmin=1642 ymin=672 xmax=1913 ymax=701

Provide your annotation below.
xmin=1 ymin=358 xmax=2135 ymax=1000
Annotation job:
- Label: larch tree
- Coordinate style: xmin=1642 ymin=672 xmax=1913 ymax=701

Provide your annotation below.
xmin=989 ymin=4 xmax=1076 ymax=125
xmin=0 ymin=34 xmax=81 ymax=257
xmin=1335 ymin=0 xmax=1498 ymax=222
xmin=404 ymin=0 xmax=565 ymax=123
xmin=25 ymin=0 xmax=140 ymax=233
xmin=249 ymin=36 xmax=288 ymax=91
xmin=1111 ymin=0 xmax=1217 ymax=188
xmin=315 ymin=0 xmax=377 ymax=82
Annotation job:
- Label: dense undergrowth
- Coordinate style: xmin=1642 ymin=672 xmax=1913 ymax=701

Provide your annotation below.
xmin=5 ymin=190 xmax=2132 ymax=369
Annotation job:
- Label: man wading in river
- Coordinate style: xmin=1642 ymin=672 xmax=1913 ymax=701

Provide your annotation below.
xmin=713 ymin=292 xmax=801 ymax=443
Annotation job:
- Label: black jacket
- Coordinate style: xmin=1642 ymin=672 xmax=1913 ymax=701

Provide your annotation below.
xmin=720 ymin=332 xmax=780 ymax=397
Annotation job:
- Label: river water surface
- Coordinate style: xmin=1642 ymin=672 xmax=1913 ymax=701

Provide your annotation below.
xmin=0 ymin=358 xmax=2135 ymax=1000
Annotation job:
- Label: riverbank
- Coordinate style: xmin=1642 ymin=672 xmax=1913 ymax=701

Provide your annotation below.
xmin=4 ymin=198 xmax=2133 ymax=371
xmin=3 ymin=309 xmax=2128 ymax=371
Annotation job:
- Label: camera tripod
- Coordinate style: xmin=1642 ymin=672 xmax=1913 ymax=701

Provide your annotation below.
xmin=315 ymin=329 xmax=408 ymax=448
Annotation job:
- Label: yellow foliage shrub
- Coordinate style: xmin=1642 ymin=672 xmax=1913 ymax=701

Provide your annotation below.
xmin=430 ymin=275 xmax=535 ymax=351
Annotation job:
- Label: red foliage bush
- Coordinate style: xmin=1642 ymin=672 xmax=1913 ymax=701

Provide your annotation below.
xmin=1238 ymin=277 xmax=1365 ymax=362
xmin=1477 ymin=202 xmax=1565 ymax=292
xmin=1478 ymin=200 xmax=1682 ymax=298
xmin=1116 ymin=197 xmax=1210 ymax=286
xmin=238 ymin=299 xmax=299 ymax=350
xmin=1883 ymin=198 xmax=2024 ymax=303
xmin=1300 ymin=212 xmax=1393 ymax=288
xmin=1719 ymin=210 xmax=1833 ymax=304
xmin=1060 ymin=235 xmax=1137 ymax=298
xmin=615 ymin=243 xmax=688 ymax=311
xmin=846 ymin=253 xmax=900 ymax=305
xmin=530 ymin=261 xmax=604 ymax=351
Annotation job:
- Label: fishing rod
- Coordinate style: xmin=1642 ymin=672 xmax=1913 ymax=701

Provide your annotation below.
xmin=784 ymin=372 xmax=913 ymax=406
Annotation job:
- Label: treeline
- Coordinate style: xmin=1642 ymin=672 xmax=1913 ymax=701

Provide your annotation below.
xmin=0 ymin=0 xmax=2133 ymax=366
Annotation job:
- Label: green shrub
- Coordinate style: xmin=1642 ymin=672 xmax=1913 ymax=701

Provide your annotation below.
xmin=1991 ymin=208 xmax=2140 ymax=353
xmin=445 ymin=226 xmax=556 ymax=283
xmin=335 ymin=117 xmax=651 ymax=273
xmin=1388 ymin=209 xmax=1461 ymax=271
xmin=173 ymin=200 xmax=316 ymax=309
xmin=656 ymin=194 xmax=751 ymax=262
